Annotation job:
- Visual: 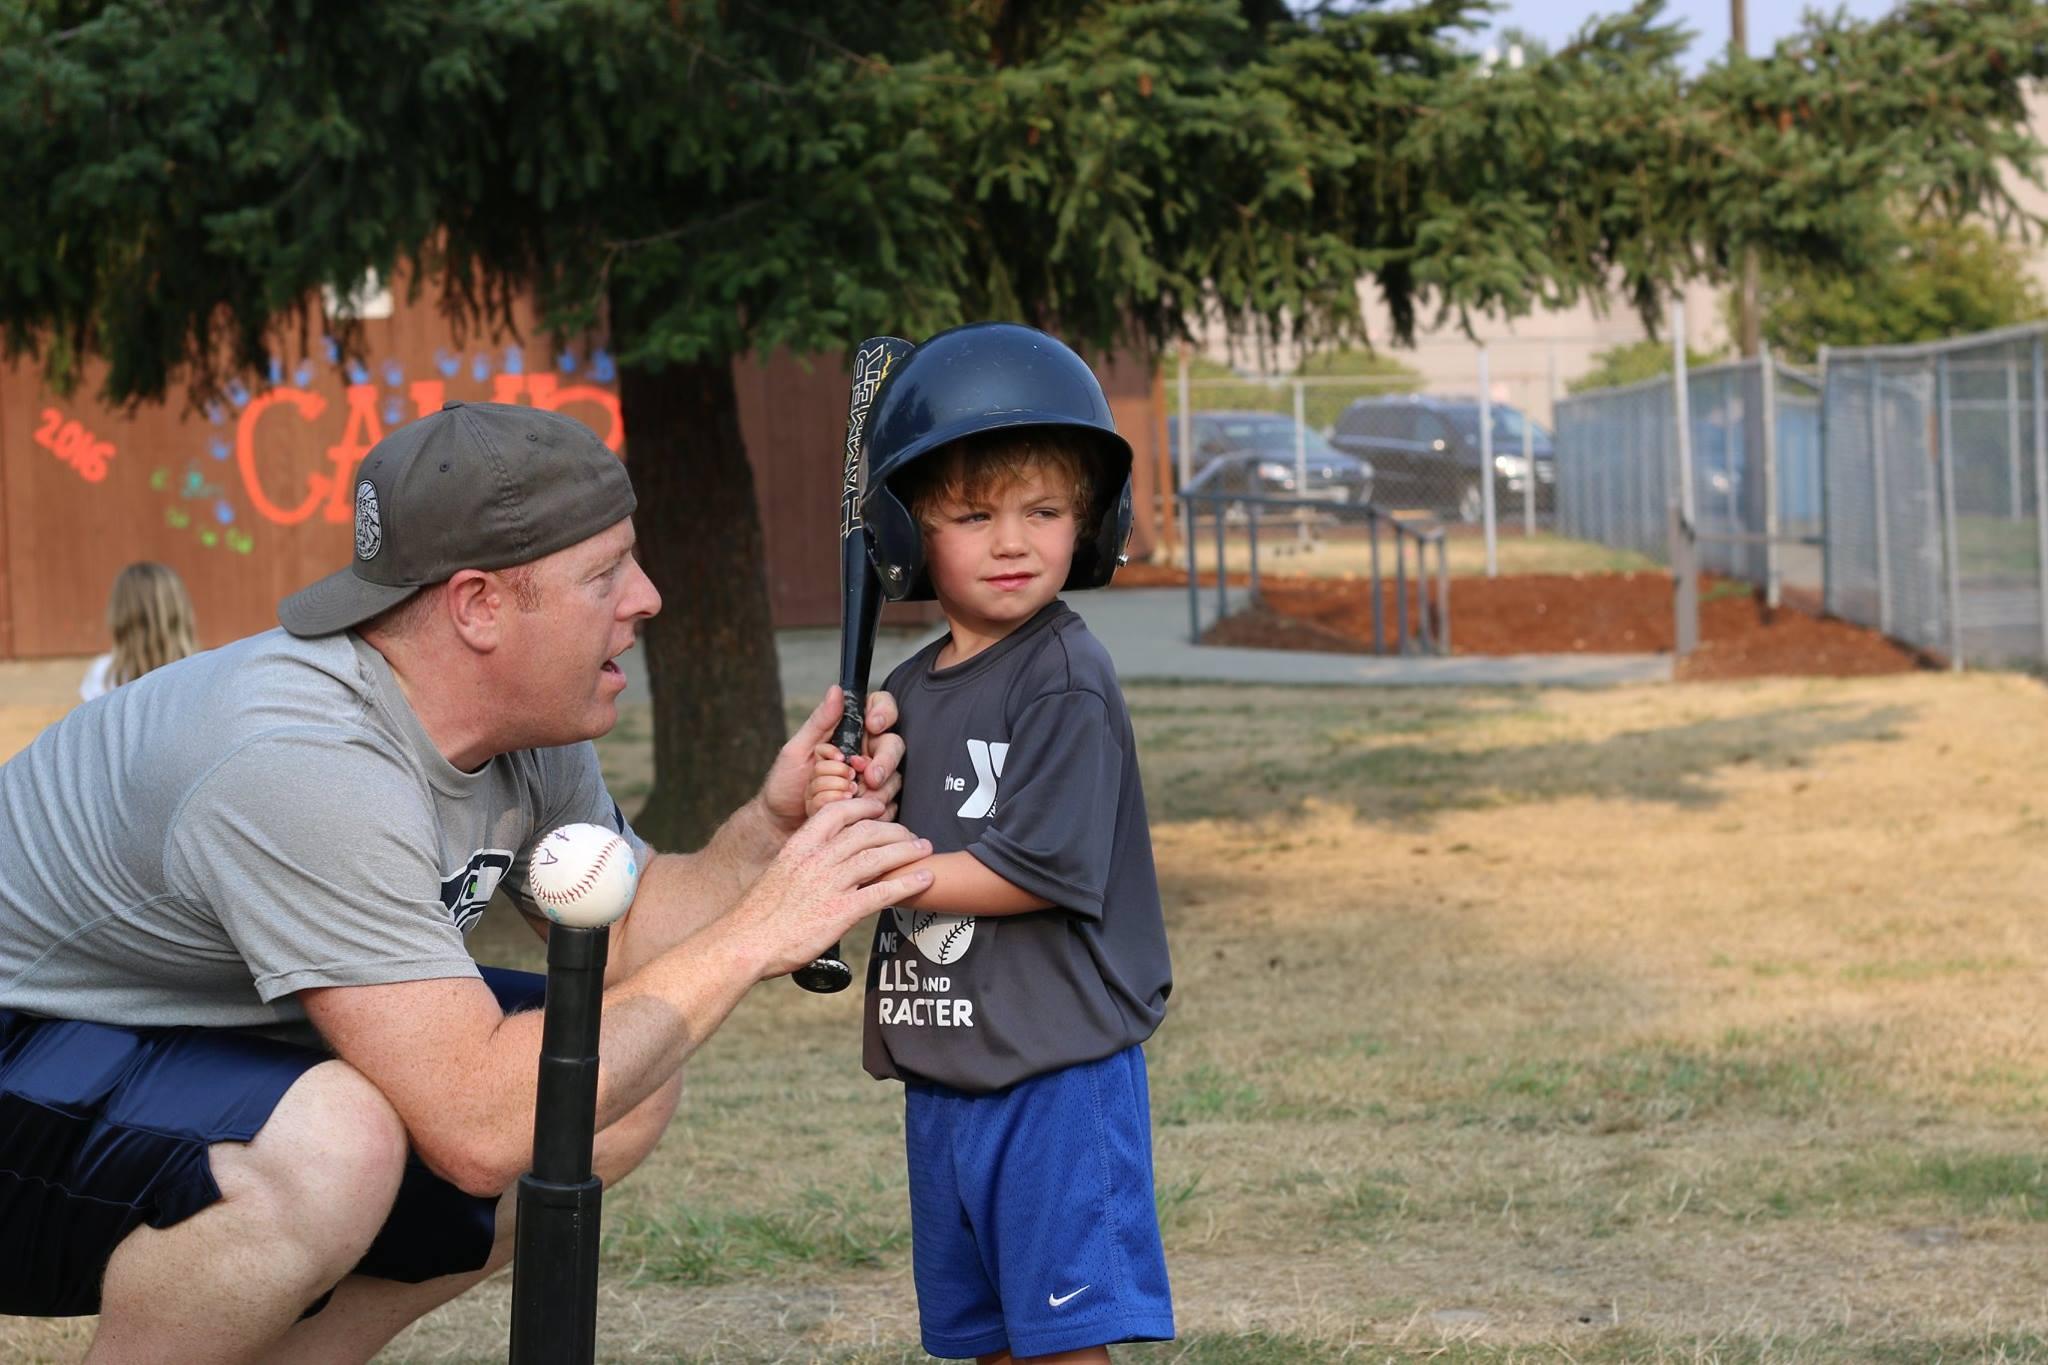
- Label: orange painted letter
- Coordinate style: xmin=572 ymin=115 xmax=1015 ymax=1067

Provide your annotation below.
xmin=236 ymin=388 xmax=330 ymax=526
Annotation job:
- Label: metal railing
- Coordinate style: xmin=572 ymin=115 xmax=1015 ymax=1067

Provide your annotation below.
xmin=1179 ymin=490 xmax=1450 ymax=656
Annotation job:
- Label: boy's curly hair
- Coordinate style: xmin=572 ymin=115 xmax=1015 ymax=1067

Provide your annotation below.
xmin=897 ymin=427 xmax=1101 ymax=539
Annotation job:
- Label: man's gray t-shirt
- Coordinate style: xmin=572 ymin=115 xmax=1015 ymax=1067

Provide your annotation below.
xmin=0 ymin=628 xmax=643 ymax=1046
xmin=861 ymin=600 xmax=1170 ymax=1093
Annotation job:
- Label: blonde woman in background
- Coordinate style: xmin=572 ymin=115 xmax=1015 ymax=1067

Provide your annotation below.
xmin=79 ymin=561 xmax=199 ymax=702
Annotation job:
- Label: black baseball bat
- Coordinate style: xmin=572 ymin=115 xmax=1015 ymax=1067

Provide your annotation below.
xmin=793 ymin=336 xmax=914 ymax=994
xmin=509 ymin=924 xmax=609 ymax=1363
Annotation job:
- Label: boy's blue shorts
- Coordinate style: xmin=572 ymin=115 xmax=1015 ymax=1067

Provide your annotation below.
xmin=0 ymin=966 xmax=545 ymax=1318
xmin=904 ymin=1043 xmax=1175 ymax=1360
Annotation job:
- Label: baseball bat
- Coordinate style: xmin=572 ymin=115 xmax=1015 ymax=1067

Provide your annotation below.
xmin=509 ymin=924 xmax=609 ymax=1364
xmin=793 ymin=336 xmax=914 ymax=994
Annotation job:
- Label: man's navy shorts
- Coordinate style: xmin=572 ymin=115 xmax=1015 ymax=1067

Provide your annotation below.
xmin=0 ymin=966 xmax=545 ymax=1318
xmin=903 ymin=1043 xmax=1175 ymax=1360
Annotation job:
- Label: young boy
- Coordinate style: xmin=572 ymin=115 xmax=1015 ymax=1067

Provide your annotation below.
xmin=806 ymin=323 xmax=1175 ymax=1363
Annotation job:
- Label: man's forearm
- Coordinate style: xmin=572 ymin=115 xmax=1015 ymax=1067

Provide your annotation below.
xmin=608 ymin=798 xmax=787 ymax=980
xmin=693 ymin=795 xmax=789 ymax=904
xmin=443 ymin=920 xmax=765 ymax=1195
xmin=320 ymin=797 xmax=926 ymax=1200
xmin=305 ymin=920 xmax=771 ymax=1200
xmin=590 ymin=918 xmax=762 ymax=1122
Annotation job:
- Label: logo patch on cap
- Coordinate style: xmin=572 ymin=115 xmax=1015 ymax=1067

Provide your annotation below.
xmin=354 ymin=480 xmax=383 ymax=560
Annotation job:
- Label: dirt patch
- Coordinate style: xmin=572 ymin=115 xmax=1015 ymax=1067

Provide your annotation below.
xmin=1117 ymin=560 xmax=1247 ymax=589
xmin=1198 ymin=606 xmax=1366 ymax=654
xmin=1191 ymin=571 xmax=1930 ymax=681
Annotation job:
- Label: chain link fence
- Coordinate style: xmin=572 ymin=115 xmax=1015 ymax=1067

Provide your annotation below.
xmin=1555 ymin=356 xmax=1823 ymax=602
xmin=1554 ymin=372 xmax=1673 ymax=563
xmin=1555 ymin=323 xmax=2048 ymax=669
xmin=1173 ymin=324 xmax=2048 ymax=671
xmin=1823 ymin=325 xmax=2048 ymax=668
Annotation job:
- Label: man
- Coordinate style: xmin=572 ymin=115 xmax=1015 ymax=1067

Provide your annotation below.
xmin=0 ymin=401 xmax=932 ymax=1362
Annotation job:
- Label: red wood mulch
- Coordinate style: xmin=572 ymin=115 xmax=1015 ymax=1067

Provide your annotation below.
xmin=1115 ymin=565 xmax=1930 ymax=681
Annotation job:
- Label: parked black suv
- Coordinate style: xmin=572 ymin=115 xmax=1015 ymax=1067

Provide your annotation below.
xmin=1329 ymin=395 xmax=1554 ymax=522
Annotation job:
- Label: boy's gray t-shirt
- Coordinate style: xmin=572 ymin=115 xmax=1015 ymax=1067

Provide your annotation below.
xmin=862 ymin=600 xmax=1171 ymax=1093
xmin=0 ymin=628 xmax=644 ymax=1046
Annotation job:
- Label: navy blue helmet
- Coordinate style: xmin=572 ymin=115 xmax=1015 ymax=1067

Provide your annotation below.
xmin=859 ymin=322 xmax=1134 ymax=602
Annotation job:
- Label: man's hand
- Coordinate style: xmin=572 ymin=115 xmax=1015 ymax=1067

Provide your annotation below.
xmin=630 ymin=688 xmax=906 ymax=976
xmin=721 ymin=795 xmax=930 ymax=980
xmin=760 ymin=686 xmax=905 ymax=832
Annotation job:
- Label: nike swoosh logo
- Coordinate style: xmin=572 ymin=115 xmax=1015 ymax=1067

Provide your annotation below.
xmin=1048 ymin=1285 xmax=1091 ymax=1308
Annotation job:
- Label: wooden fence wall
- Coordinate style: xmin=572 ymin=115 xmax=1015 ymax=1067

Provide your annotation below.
xmin=0 ymin=302 xmax=1163 ymax=660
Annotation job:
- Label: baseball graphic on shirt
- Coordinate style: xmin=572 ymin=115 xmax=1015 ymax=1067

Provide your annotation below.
xmin=525 ymin=823 xmax=638 ymax=928
xmin=895 ymin=906 xmax=977 ymax=965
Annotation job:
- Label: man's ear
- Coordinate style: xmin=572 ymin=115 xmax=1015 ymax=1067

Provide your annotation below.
xmin=446 ymin=569 xmax=505 ymax=651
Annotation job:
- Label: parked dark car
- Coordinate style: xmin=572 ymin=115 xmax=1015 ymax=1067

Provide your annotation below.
xmin=1167 ymin=410 xmax=1374 ymax=517
xmin=1329 ymin=394 xmax=1554 ymax=522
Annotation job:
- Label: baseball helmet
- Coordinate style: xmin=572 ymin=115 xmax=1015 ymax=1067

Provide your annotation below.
xmin=859 ymin=322 xmax=1134 ymax=602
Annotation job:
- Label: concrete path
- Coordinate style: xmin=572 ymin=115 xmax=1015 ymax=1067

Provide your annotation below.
xmin=770 ymin=588 xmax=1670 ymax=699
xmin=0 ymin=589 xmax=1669 ymax=711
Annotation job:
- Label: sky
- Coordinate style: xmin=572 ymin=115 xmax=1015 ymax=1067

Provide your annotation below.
xmin=1468 ymin=0 xmax=1903 ymax=72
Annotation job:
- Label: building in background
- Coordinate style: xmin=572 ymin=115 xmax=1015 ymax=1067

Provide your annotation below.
xmin=1192 ymin=278 xmax=1728 ymax=434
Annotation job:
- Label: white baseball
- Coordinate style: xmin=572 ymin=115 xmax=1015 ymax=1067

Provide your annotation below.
xmin=526 ymin=823 xmax=639 ymax=928
xmin=894 ymin=907 xmax=977 ymax=965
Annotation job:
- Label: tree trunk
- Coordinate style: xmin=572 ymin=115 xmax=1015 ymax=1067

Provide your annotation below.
xmin=618 ymin=355 xmax=786 ymax=851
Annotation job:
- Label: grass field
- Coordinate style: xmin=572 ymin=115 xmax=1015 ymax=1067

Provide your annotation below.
xmin=6 ymin=669 xmax=2048 ymax=1362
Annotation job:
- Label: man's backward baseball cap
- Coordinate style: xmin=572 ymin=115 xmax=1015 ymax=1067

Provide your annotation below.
xmin=278 ymin=400 xmax=636 ymax=637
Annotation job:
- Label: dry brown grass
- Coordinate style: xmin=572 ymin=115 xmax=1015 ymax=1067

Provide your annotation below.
xmin=5 ymin=670 xmax=2048 ymax=1362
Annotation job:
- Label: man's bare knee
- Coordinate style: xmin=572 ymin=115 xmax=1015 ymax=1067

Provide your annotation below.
xmin=91 ymin=1064 xmax=410 ymax=1362
xmin=212 ymin=1060 xmax=408 ymax=1268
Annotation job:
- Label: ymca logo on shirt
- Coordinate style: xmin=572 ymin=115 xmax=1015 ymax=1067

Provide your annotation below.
xmin=944 ymin=739 xmax=1009 ymax=819
xmin=440 ymin=849 xmax=513 ymax=933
